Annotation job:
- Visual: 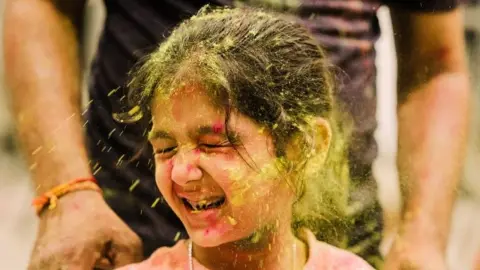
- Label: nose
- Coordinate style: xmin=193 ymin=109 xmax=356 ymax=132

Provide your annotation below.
xmin=171 ymin=147 xmax=203 ymax=185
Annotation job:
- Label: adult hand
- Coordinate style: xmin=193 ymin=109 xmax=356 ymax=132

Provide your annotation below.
xmin=28 ymin=190 xmax=143 ymax=270
xmin=383 ymin=230 xmax=447 ymax=270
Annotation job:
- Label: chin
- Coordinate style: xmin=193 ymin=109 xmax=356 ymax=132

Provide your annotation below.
xmin=188 ymin=228 xmax=232 ymax=247
xmin=188 ymin=224 xmax=260 ymax=249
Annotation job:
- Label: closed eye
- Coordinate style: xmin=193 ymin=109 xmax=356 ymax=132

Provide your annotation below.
xmin=202 ymin=144 xmax=227 ymax=148
xmin=201 ymin=140 xmax=233 ymax=149
xmin=155 ymin=146 xmax=177 ymax=155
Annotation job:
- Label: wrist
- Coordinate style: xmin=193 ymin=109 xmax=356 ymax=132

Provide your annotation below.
xmin=399 ymin=215 xmax=447 ymax=252
xmin=34 ymin=178 xmax=104 ymax=218
xmin=38 ymin=190 xmax=105 ymax=219
xmin=28 ymin=141 xmax=92 ymax=195
xmin=32 ymin=165 xmax=93 ymax=195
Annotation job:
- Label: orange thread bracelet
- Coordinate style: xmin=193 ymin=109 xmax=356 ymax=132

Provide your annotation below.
xmin=32 ymin=177 xmax=102 ymax=215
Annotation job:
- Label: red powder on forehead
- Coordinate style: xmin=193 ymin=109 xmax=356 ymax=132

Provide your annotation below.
xmin=193 ymin=148 xmax=201 ymax=155
xmin=212 ymin=122 xmax=224 ymax=133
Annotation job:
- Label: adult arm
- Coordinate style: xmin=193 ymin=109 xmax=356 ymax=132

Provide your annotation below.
xmin=4 ymin=0 xmax=142 ymax=268
xmin=385 ymin=5 xmax=470 ymax=269
xmin=5 ymin=0 xmax=89 ymax=195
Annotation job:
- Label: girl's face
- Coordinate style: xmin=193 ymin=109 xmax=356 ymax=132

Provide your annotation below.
xmin=149 ymin=85 xmax=294 ymax=247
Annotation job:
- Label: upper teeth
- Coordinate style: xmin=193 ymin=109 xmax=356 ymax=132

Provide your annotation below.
xmin=186 ymin=198 xmax=224 ymax=210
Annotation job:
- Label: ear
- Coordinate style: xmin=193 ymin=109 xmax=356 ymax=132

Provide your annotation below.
xmin=313 ymin=117 xmax=332 ymax=157
xmin=284 ymin=117 xmax=332 ymax=169
xmin=300 ymin=117 xmax=332 ymax=178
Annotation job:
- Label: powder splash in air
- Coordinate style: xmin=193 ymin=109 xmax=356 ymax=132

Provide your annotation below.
xmin=174 ymin=231 xmax=181 ymax=242
xmin=151 ymin=197 xmax=160 ymax=208
xmin=129 ymin=179 xmax=140 ymax=192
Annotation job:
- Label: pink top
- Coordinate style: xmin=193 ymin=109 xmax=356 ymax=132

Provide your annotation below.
xmin=117 ymin=230 xmax=373 ymax=270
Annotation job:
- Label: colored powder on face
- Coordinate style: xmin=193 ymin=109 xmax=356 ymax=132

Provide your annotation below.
xmin=250 ymin=231 xmax=261 ymax=243
xmin=212 ymin=122 xmax=224 ymax=133
xmin=258 ymin=127 xmax=265 ymax=135
xmin=228 ymin=167 xmax=244 ymax=182
xmin=257 ymin=160 xmax=280 ymax=182
xmin=227 ymin=216 xmax=238 ymax=225
xmin=229 ymin=195 xmax=244 ymax=206
xmin=230 ymin=158 xmax=283 ymax=207
xmin=229 ymin=183 xmax=250 ymax=206
xmin=226 ymin=167 xmax=250 ymax=206
xmin=205 ymin=212 xmax=219 ymax=226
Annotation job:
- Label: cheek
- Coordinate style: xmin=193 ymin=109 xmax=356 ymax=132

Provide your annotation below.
xmin=199 ymin=155 xmax=247 ymax=195
xmin=231 ymin=162 xmax=284 ymax=205
xmin=224 ymin=167 xmax=261 ymax=207
xmin=155 ymin=159 xmax=174 ymax=194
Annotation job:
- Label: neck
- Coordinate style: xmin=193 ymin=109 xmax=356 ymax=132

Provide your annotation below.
xmin=192 ymin=223 xmax=305 ymax=270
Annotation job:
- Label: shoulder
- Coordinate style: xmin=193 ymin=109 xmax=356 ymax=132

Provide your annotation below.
xmin=115 ymin=240 xmax=189 ymax=270
xmin=301 ymin=229 xmax=373 ymax=270
xmin=314 ymin=242 xmax=374 ymax=270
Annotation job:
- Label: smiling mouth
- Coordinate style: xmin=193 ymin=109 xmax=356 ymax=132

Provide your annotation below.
xmin=181 ymin=197 xmax=226 ymax=212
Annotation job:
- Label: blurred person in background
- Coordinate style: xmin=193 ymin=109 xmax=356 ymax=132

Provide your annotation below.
xmin=461 ymin=1 xmax=480 ymax=269
xmin=3 ymin=0 xmax=470 ymax=269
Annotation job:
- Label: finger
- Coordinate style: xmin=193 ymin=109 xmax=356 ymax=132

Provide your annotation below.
xmin=66 ymin=251 xmax=103 ymax=270
xmin=74 ymin=245 xmax=106 ymax=270
xmin=112 ymin=248 xmax=143 ymax=267
xmin=29 ymin=245 xmax=101 ymax=270
xmin=110 ymin=241 xmax=144 ymax=267
xmin=94 ymin=257 xmax=114 ymax=270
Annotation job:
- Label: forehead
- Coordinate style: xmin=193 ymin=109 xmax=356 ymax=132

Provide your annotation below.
xmin=149 ymin=85 xmax=270 ymax=146
xmin=151 ymin=85 xmax=224 ymax=129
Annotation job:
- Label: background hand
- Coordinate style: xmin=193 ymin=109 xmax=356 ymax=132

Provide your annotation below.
xmin=383 ymin=234 xmax=447 ymax=270
xmin=28 ymin=191 xmax=143 ymax=270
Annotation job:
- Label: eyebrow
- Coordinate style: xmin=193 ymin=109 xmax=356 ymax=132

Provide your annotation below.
xmin=148 ymin=125 xmax=241 ymax=141
xmin=194 ymin=125 xmax=224 ymax=137
xmin=148 ymin=130 xmax=173 ymax=140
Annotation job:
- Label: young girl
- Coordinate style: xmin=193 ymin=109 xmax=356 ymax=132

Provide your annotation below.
xmin=119 ymin=7 xmax=372 ymax=270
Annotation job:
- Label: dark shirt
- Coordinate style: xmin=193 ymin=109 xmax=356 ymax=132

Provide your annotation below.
xmin=85 ymin=0 xmax=459 ymax=249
